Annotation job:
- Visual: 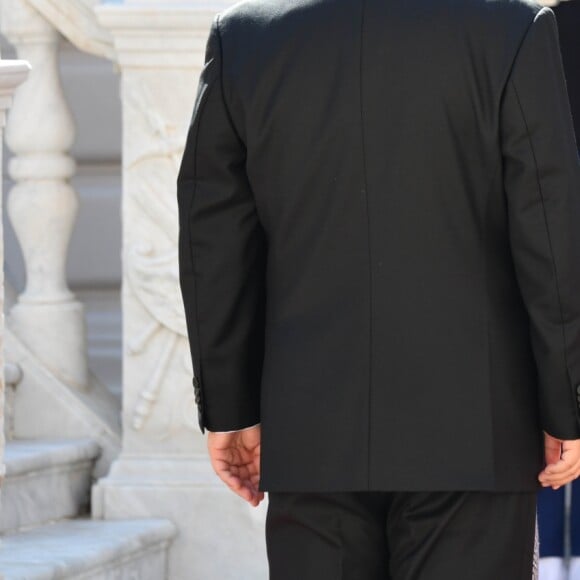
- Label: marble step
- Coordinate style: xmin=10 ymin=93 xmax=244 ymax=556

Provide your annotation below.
xmin=1 ymin=439 xmax=101 ymax=533
xmin=0 ymin=518 xmax=176 ymax=579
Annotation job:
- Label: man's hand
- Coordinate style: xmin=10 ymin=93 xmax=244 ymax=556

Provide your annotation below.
xmin=207 ymin=424 xmax=264 ymax=506
xmin=538 ymin=431 xmax=580 ymax=490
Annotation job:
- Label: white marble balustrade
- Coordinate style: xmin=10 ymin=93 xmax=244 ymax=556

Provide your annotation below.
xmin=0 ymin=0 xmax=89 ymax=391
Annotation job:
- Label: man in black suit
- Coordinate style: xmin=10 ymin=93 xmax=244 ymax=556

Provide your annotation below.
xmin=177 ymin=0 xmax=580 ymax=577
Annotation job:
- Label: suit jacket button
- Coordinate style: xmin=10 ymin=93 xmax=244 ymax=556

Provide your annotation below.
xmin=193 ymin=376 xmax=200 ymax=389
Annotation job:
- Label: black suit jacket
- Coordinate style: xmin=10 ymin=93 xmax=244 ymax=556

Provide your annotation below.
xmin=177 ymin=0 xmax=580 ymax=492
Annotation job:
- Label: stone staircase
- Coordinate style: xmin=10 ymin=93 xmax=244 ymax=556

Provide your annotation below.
xmin=0 ymin=438 xmax=176 ymax=579
xmin=1 ymin=518 xmax=176 ymax=579
xmin=1 ymin=438 xmax=100 ymax=532
xmin=0 ymin=310 xmax=176 ymax=579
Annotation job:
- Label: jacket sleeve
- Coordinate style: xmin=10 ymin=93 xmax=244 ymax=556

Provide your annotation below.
xmin=177 ymin=14 xmax=267 ymax=434
xmin=501 ymin=6 xmax=580 ymax=440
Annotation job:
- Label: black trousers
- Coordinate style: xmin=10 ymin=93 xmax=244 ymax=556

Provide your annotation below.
xmin=265 ymin=491 xmax=537 ymax=580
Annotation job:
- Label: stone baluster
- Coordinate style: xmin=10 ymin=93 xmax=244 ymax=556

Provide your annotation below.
xmin=0 ymin=0 xmax=88 ymax=390
xmin=0 ymin=57 xmax=31 ymax=534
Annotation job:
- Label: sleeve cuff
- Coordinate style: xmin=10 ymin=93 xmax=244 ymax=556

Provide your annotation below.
xmin=208 ymin=422 xmax=261 ymax=434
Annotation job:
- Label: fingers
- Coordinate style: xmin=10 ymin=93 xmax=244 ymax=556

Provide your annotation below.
xmin=232 ymin=478 xmax=263 ymax=506
xmin=207 ymin=432 xmax=263 ymax=506
xmin=539 ymin=463 xmax=580 ymax=488
xmin=216 ymin=468 xmax=263 ymax=504
xmin=544 ymin=454 xmax=575 ymax=474
xmin=539 ymin=437 xmax=580 ymax=489
xmin=540 ymin=462 xmax=575 ymax=481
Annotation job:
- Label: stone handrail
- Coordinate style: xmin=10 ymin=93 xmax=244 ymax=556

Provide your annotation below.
xmin=23 ymin=0 xmax=115 ymax=59
xmin=0 ymin=61 xmax=31 ymax=113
